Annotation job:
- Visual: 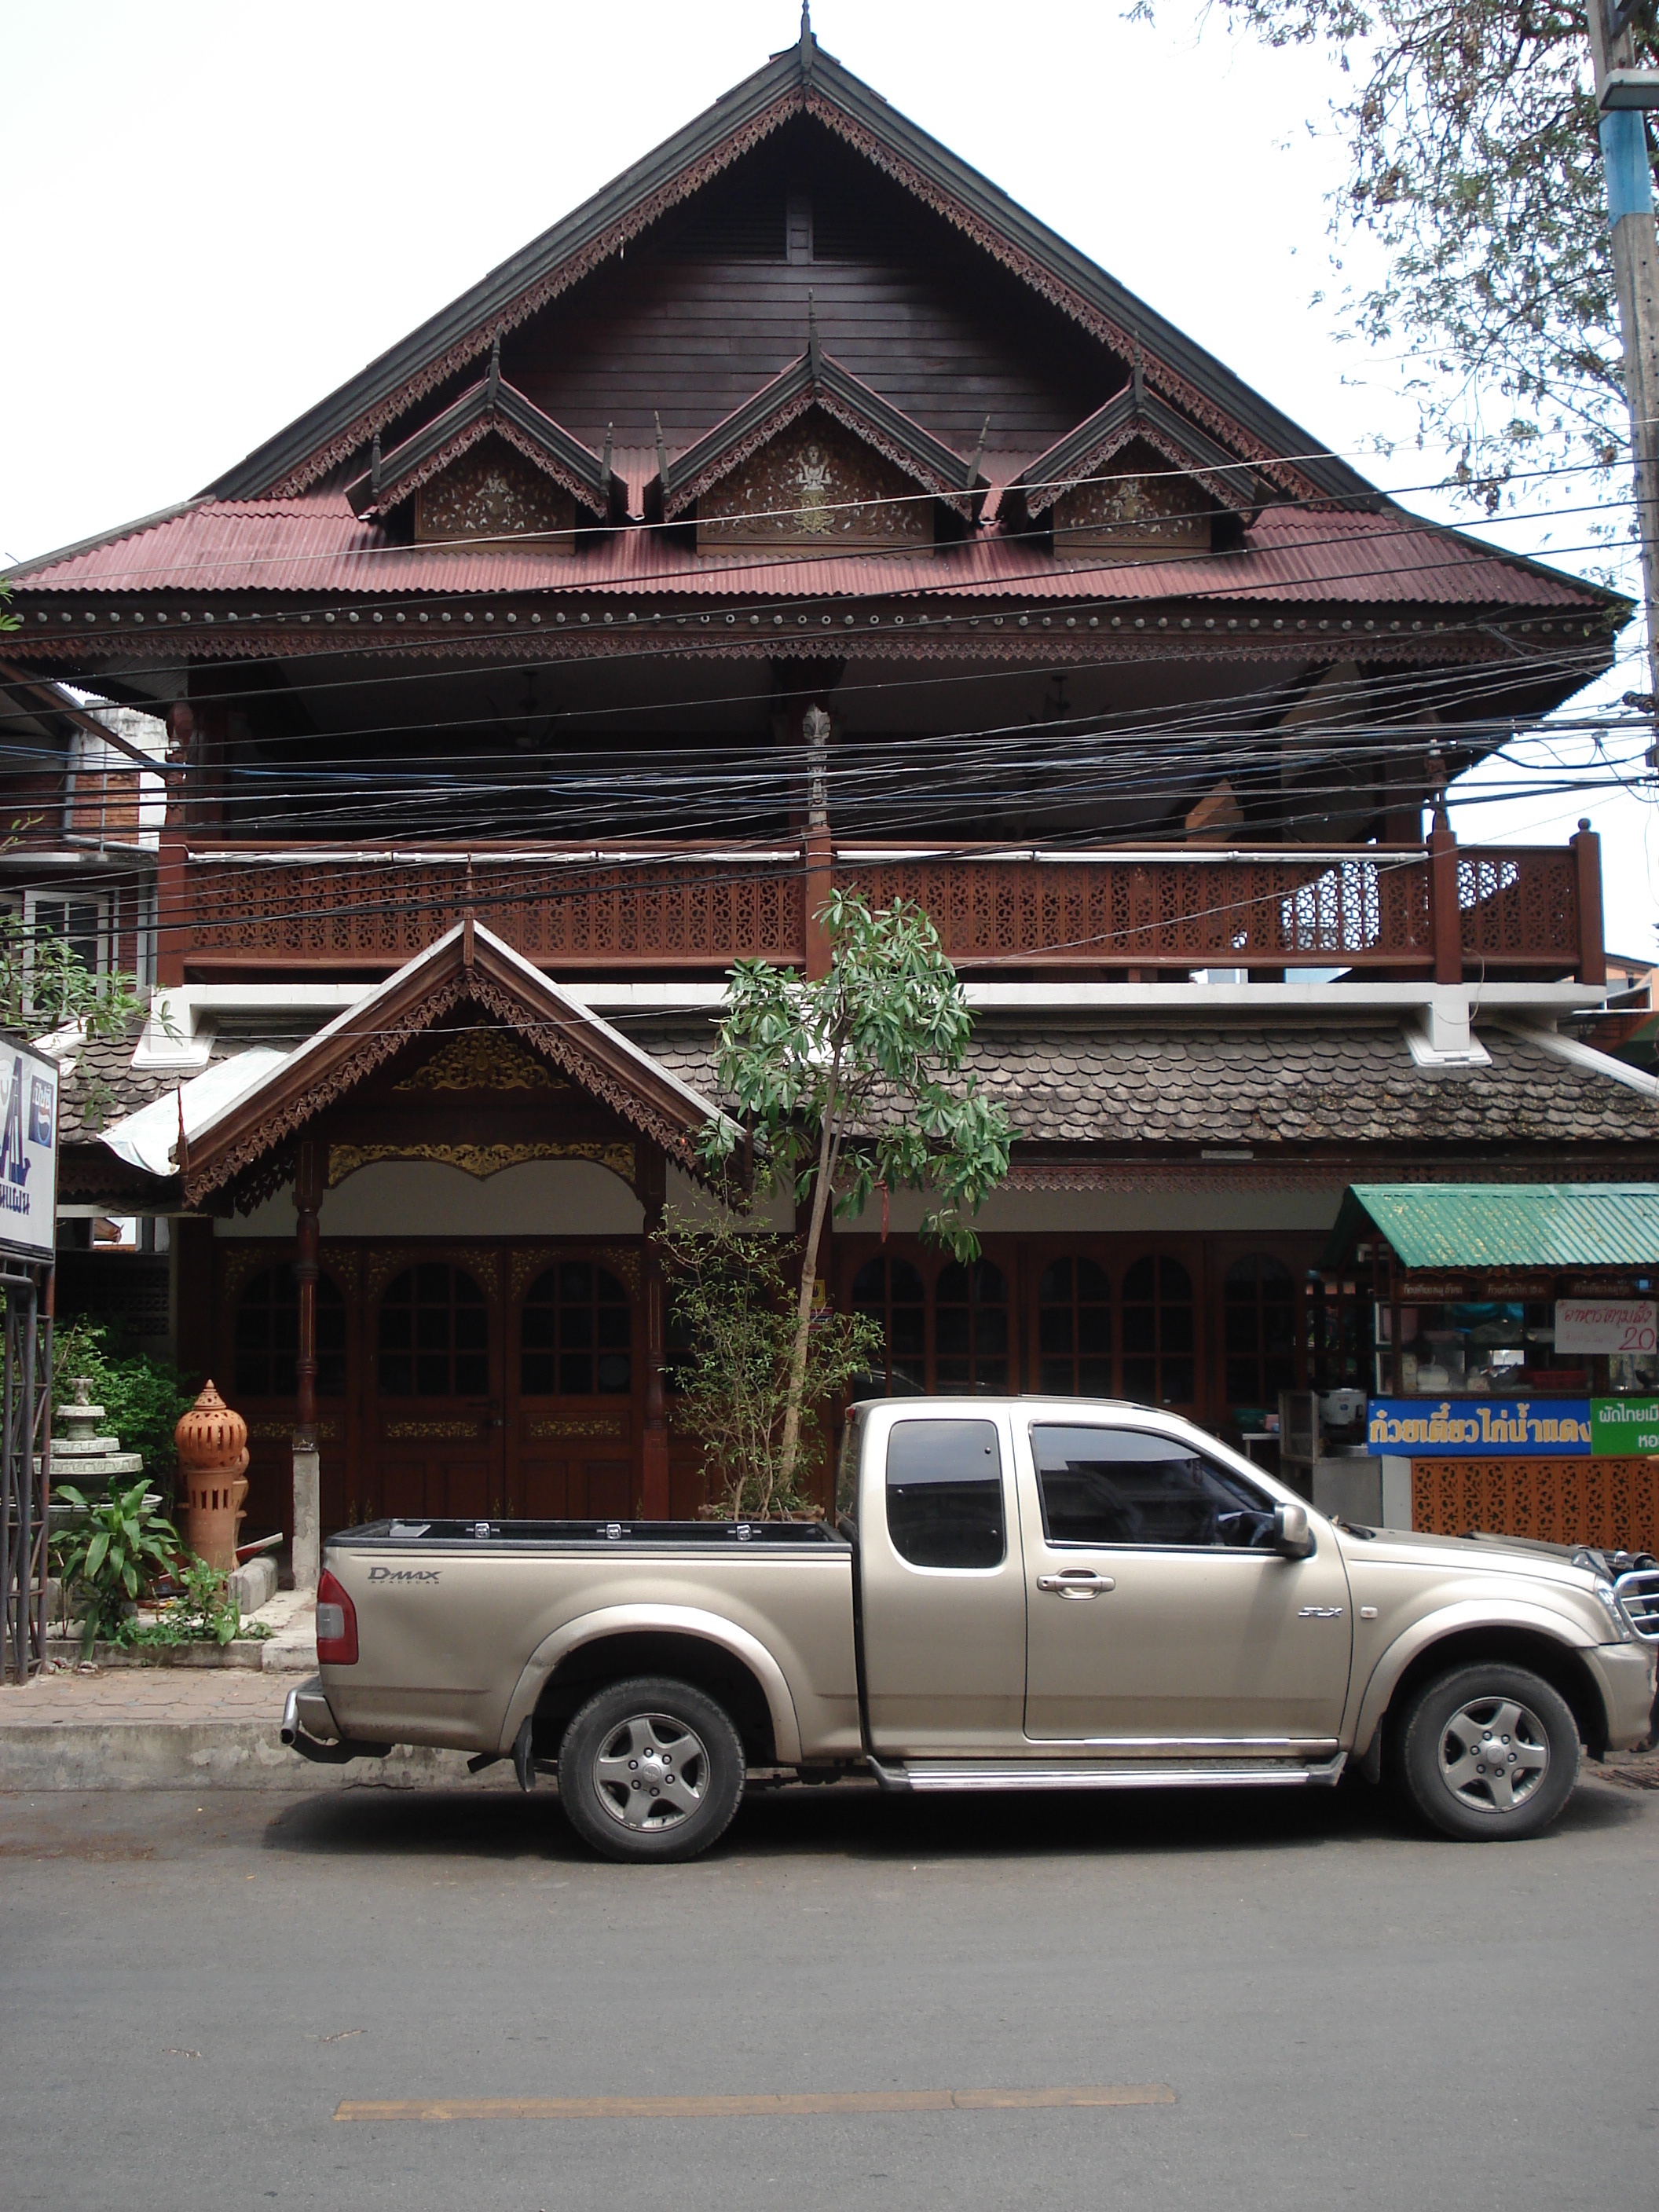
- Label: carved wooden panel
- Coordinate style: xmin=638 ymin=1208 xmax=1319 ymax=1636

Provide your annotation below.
xmin=1457 ymin=850 xmax=1579 ymax=967
xmin=834 ymin=854 xmax=1432 ymax=969
xmin=185 ymin=853 xmax=804 ymax=970
xmin=1052 ymin=438 xmax=1213 ymax=555
xmin=180 ymin=846 xmax=1582 ymax=977
xmin=414 ymin=438 xmax=576 ymax=545
xmin=395 ymin=1030 xmax=569 ymax=1093
xmin=698 ymin=411 xmax=933 ymax=548
xmin=1412 ymin=1455 xmax=1659 ymax=1553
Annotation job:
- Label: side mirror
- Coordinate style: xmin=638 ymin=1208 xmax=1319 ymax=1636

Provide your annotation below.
xmin=1273 ymin=1503 xmax=1315 ymax=1559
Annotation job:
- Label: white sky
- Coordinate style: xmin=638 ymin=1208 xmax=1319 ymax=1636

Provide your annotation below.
xmin=4 ymin=0 xmax=1654 ymax=956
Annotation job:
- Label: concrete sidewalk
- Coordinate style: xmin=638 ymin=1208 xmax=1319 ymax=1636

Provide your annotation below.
xmin=0 ymin=1663 xmax=489 ymax=1791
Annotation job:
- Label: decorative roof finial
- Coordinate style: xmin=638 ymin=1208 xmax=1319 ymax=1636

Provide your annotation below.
xmin=370 ymin=430 xmax=382 ymax=498
xmin=1131 ymin=331 xmax=1144 ymax=408
xmin=800 ymin=0 xmax=814 ymax=74
xmin=654 ymin=409 xmax=669 ymax=495
xmin=807 ymin=288 xmax=821 ymax=379
xmin=487 ymin=331 xmax=501 ymax=408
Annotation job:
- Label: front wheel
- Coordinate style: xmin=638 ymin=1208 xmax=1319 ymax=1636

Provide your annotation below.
xmin=1397 ymin=1664 xmax=1580 ymax=1841
xmin=557 ymin=1675 xmax=745 ymax=1863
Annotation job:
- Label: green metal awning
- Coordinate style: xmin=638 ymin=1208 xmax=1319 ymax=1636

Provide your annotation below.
xmin=1322 ymin=1184 xmax=1659 ymax=1273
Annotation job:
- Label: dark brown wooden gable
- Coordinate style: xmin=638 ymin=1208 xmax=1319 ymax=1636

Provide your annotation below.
xmin=413 ymin=436 xmax=577 ymax=547
xmin=500 ymin=121 xmax=1108 ymax=454
xmin=1052 ymin=436 xmax=1218 ymax=558
xmin=696 ymin=407 xmax=933 ymax=548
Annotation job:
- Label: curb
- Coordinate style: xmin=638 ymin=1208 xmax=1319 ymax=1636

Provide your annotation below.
xmin=0 ymin=1722 xmax=496 ymax=1792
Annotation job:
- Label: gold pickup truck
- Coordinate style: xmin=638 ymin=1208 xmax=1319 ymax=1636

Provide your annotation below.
xmin=283 ymin=1397 xmax=1659 ymax=1861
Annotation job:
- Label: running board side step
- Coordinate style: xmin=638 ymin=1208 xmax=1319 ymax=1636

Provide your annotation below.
xmin=867 ymin=1753 xmax=1348 ymax=1793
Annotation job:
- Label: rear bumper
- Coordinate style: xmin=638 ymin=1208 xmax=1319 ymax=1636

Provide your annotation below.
xmin=280 ymin=1675 xmax=393 ymax=1765
xmin=1588 ymin=1642 xmax=1659 ymax=1752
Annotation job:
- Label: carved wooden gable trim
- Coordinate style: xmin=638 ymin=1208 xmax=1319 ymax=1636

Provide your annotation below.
xmin=697 ymin=408 xmax=934 ymax=550
xmin=412 ymin=434 xmax=577 ymax=546
xmin=1051 ymin=436 xmax=1215 ymax=558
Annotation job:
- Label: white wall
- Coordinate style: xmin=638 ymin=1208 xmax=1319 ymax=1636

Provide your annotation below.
xmin=214 ymin=1159 xmax=644 ymax=1238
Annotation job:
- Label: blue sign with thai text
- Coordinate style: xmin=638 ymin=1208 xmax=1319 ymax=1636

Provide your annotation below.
xmin=1367 ymin=1398 xmax=1591 ymax=1457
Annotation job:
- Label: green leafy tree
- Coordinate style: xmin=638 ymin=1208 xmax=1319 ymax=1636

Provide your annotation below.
xmin=655 ymin=1214 xmax=884 ymax=1518
xmin=1 ymin=910 xmax=145 ymax=1039
xmin=1166 ymin=0 xmax=1652 ymax=514
xmin=53 ymin=1320 xmax=199 ymax=1495
xmin=0 ymin=578 xmax=18 ymax=636
xmin=700 ymin=891 xmax=1015 ymax=1496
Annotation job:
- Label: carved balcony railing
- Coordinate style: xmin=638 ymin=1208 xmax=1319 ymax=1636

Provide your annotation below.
xmin=158 ymin=830 xmax=1602 ymax=984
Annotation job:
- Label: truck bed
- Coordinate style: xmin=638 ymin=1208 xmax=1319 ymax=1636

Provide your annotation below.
xmin=320 ymin=1517 xmax=860 ymax=1765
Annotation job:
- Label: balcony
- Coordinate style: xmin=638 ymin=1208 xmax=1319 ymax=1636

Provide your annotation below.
xmin=156 ymin=826 xmax=1605 ymax=985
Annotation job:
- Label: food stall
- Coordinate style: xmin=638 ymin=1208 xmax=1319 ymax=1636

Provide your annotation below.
xmin=1319 ymin=1183 xmax=1659 ymax=1552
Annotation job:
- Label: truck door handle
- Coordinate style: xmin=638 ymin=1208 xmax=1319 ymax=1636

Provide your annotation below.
xmin=1036 ymin=1570 xmax=1115 ymax=1598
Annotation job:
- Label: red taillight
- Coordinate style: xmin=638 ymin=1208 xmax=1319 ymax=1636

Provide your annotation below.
xmin=316 ymin=1569 xmax=358 ymax=1666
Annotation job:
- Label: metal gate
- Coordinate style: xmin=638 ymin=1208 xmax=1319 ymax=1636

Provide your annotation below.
xmin=2 ymin=1265 xmax=52 ymax=1683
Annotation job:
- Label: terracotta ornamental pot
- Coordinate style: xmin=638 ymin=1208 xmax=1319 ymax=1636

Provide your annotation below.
xmin=175 ymin=1381 xmax=250 ymax=1573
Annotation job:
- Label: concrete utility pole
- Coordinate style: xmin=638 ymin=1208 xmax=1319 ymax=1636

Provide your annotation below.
xmin=1588 ymin=5 xmax=1659 ymax=712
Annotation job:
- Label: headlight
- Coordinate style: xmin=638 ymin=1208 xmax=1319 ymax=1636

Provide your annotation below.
xmin=1592 ymin=1577 xmax=1635 ymax=1642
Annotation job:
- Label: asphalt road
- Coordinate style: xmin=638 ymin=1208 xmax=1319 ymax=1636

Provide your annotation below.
xmin=2 ymin=1769 xmax=1655 ymax=2212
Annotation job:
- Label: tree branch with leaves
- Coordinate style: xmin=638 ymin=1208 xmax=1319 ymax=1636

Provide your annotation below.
xmin=698 ymin=891 xmax=1015 ymax=1498
xmin=1148 ymin=0 xmax=1654 ymax=521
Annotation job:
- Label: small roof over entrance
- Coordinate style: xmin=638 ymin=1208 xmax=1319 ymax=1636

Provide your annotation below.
xmin=170 ymin=915 xmax=734 ymax=1210
xmin=1324 ymin=1183 xmax=1659 ymax=1272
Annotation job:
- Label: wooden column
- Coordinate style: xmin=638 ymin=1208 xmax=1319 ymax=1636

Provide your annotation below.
xmin=639 ymin=1144 xmax=671 ymax=1520
xmin=291 ymin=1137 xmax=323 ymax=1588
xmin=1571 ymin=818 xmax=1607 ymax=987
xmin=1427 ymin=804 xmax=1462 ymax=987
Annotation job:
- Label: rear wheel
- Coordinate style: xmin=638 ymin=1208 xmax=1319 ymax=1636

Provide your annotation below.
xmin=1397 ymin=1663 xmax=1579 ymax=1841
xmin=557 ymin=1675 xmax=745 ymax=1863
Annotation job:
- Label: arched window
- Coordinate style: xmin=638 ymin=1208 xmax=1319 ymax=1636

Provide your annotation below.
xmin=1120 ymin=1254 xmax=1195 ymax=1407
xmin=851 ymin=1254 xmax=926 ymax=1394
xmin=1037 ymin=1257 xmax=1112 ymax=1396
xmin=234 ymin=1265 xmax=346 ymax=1399
xmin=522 ymin=1262 xmax=632 ymax=1395
xmin=378 ymin=1265 xmax=489 ymax=1397
xmin=1223 ymin=1254 xmax=1297 ymax=1409
xmin=935 ymin=1258 xmax=1009 ymax=1392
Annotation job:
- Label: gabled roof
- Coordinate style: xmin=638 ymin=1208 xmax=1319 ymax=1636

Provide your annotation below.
xmin=1007 ymin=372 xmax=1262 ymax=526
xmin=341 ymin=339 xmax=621 ymax=523
xmin=178 ymin=915 xmax=733 ymax=1207
xmin=202 ymin=25 xmax=1375 ymax=507
xmin=646 ymin=336 xmax=987 ymax=522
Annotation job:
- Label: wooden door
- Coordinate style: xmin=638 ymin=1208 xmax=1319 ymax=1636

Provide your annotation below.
xmin=507 ymin=1250 xmax=638 ymax=1520
xmin=368 ymin=1253 xmax=505 ymax=1521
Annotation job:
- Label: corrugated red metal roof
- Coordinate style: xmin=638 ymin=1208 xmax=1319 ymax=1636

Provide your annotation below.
xmin=7 ymin=490 xmax=1604 ymax=609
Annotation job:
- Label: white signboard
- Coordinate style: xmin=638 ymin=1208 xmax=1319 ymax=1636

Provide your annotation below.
xmin=0 ymin=1043 xmax=59 ymax=1265
xmin=1555 ymin=1298 xmax=1658 ymax=1357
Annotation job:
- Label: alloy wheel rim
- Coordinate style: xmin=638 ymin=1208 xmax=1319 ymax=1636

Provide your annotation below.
xmin=1437 ymin=1695 xmax=1550 ymax=1815
xmin=592 ymin=1712 xmax=709 ymax=1832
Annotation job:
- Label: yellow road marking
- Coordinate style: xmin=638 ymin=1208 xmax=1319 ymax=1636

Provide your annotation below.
xmin=335 ymin=2085 xmax=1176 ymax=2122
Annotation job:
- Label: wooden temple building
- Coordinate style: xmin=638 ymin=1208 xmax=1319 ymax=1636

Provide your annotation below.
xmin=5 ymin=15 xmax=1659 ymax=1553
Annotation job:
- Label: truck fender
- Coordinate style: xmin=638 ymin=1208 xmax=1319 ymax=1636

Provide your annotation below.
xmin=1350 ymin=1597 xmax=1599 ymax=1758
xmin=496 ymin=1602 xmax=804 ymax=1765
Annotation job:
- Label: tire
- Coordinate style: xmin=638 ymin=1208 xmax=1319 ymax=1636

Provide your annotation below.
xmin=556 ymin=1675 xmax=746 ymax=1864
xmin=1397 ymin=1663 xmax=1580 ymax=1841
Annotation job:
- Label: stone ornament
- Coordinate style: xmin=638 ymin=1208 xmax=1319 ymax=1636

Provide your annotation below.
xmin=176 ymin=1380 xmax=251 ymax=1573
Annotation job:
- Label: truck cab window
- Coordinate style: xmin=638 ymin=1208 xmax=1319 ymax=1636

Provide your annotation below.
xmin=885 ymin=1419 xmax=1005 ymax=1569
xmin=1031 ymin=1424 xmax=1276 ymax=1549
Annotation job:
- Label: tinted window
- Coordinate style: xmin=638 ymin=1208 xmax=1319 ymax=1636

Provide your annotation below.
xmin=885 ymin=1419 xmax=1005 ymax=1569
xmin=1031 ymin=1425 xmax=1276 ymax=1549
